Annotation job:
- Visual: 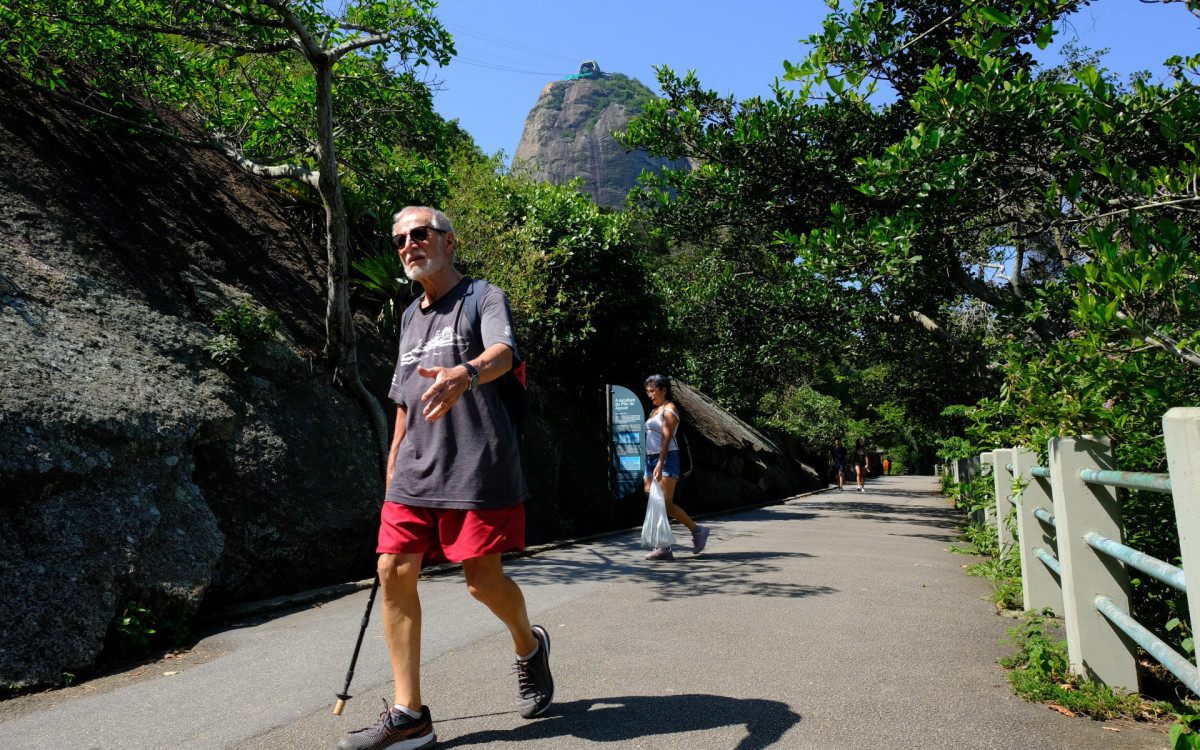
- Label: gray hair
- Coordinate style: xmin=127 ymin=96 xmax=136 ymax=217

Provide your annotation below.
xmin=392 ymin=206 xmax=453 ymax=233
xmin=644 ymin=374 xmax=673 ymax=401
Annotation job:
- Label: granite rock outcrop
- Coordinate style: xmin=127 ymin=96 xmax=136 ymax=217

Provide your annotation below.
xmin=513 ymin=72 xmax=689 ymax=207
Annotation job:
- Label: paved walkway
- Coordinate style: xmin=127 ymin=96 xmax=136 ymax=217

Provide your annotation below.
xmin=1 ymin=476 xmax=1168 ymax=749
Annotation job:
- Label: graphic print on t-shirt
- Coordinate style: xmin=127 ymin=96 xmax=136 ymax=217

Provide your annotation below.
xmin=399 ymin=326 xmax=469 ymax=367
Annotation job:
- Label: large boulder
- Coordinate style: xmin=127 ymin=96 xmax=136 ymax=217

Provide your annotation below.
xmin=671 ymin=381 xmax=821 ymax=509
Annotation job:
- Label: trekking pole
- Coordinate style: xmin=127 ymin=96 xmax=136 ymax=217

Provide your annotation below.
xmin=333 ymin=573 xmax=380 ymax=715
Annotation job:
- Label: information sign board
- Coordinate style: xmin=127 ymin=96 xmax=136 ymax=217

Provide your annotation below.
xmin=607 ymin=385 xmax=645 ymax=498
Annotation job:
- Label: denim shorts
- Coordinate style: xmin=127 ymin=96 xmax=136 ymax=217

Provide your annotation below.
xmin=646 ymin=450 xmax=681 ymax=479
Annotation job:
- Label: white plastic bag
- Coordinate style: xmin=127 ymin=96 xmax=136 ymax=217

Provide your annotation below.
xmin=641 ymin=480 xmax=677 ymax=549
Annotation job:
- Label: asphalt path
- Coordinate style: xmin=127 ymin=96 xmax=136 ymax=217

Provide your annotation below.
xmin=1 ymin=476 xmax=1168 ymax=749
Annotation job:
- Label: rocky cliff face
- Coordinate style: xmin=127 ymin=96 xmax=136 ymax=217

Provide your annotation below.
xmin=0 ymin=73 xmax=387 ymax=688
xmin=513 ymin=74 xmax=689 ymax=207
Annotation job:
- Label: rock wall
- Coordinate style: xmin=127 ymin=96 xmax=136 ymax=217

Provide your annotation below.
xmin=0 ymin=75 xmax=385 ymax=688
xmin=513 ymin=76 xmax=689 ymax=207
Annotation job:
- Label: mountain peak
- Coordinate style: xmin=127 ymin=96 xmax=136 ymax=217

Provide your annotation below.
xmin=512 ymin=71 xmax=688 ymax=207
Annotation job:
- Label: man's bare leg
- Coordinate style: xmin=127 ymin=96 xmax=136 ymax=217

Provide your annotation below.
xmin=461 ymin=553 xmax=537 ymax=655
xmin=378 ymin=552 xmax=424 ymax=710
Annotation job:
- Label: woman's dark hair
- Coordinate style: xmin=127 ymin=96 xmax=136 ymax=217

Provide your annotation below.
xmin=644 ymin=374 xmax=673 ymax=401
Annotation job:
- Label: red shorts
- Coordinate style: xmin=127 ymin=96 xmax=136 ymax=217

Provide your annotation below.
xmin=377 ymin=502 xmax=526 ymax=564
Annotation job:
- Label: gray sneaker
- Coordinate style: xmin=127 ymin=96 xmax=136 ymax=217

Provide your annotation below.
xmin=644 ymin=546 xmax=674 ymax=560
xmin=691 ymin=525 xmax=710 ymax=554
xmin=515 ymin=625 xmax=554 ymax=719
xmin=336 ymin=699 xmax=435 ymax=750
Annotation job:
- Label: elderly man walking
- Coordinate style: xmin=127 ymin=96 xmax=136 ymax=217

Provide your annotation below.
xmin=337 ymin=206 xmax=552 ymax=750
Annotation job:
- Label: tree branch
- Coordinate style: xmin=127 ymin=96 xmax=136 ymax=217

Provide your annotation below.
xmin=1116 ymin=310 xmax=1200 ymax=367
xmin=330 ymin=32 xmax=394 ymax=61
xmin=11 ymin=3 xmax=301 ymax=55
xmin=259 ymin=0 xmax=324 ymax=59
xmin=34 ymin=81 xmax=319 ymax=188
xmin=193 ymin=0 xmax=288 ymax=28
xmin=979 ymin=262 xmax=1013 ymax=283
xmin=1085 ymin=195 xmax=1200 ymax=223
xmin=951 ymin=263 xmax=1062 ymax=341
xmin=877 ymin=310 xmax=999 ymax=384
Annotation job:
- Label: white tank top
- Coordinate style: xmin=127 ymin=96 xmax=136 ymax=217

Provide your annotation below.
xmin=645 ymin=405 xmax=679 ymax=454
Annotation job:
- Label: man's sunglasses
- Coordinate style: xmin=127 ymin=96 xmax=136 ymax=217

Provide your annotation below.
xmin=391 ymin=225 xmax=447 ymax=250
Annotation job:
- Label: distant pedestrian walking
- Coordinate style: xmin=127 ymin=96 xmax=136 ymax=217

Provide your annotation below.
xmin=883 ymin=455 xmax=891 ymax=475
xmin=831 ymin=438 xmax=847 ymax=491
xmin=854 ymin=438 xmax=868 ymax=492
xmin=642 ymin=375 xmax=709 ymax=561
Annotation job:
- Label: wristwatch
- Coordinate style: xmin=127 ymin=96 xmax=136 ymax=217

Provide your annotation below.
xmin=463 ymin=362 xmax=480 ymax=391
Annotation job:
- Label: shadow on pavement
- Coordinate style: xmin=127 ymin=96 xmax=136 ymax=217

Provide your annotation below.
xmin=438 ymin=695 xmax=801 ymax=750
xmin=798 ymin=498 xmax=962 ymax=530
xmin=513 ymin=549 xmax=838 ymax=602
xmin=889 ymin=530 xmax=963 ymax=543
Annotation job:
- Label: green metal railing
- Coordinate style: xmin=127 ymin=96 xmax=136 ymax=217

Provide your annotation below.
xmin=1096 ymin=597 xmax=1200 ymax=694
xmin=986 ymin=417 xmax=1200 ymax=698
xmin=1085 ymin=531 xmax=1186 ymax=592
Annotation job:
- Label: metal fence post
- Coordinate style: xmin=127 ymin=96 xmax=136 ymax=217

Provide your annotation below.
xmin=1012 ymin=446 xmax=1061 ymax=614
xmin=1049 ymin=435 xmax=1138 ymax=690
xmin=991 ymin=448 xmax=1015 ymax=555
xmin=1164 ymin=408 xmax=1200 ymax=657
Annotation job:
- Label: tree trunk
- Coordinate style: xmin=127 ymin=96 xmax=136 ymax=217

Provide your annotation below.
xmin=312 ymin=54 xmax=390 ymax=469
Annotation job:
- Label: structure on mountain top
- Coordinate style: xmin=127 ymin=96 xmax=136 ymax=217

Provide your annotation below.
xmin=564 ymin=60 xmax=608 ymax=81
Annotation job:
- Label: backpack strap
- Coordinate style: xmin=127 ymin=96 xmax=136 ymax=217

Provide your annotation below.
xmin=466 ymin=278 xmax=521 ymax=363
xmin=400 ymin=295 xmax=423 ymax=340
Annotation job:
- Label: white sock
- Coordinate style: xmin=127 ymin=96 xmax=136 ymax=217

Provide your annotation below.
xmin=518 ymin=642 xmax=540 ymax=661
xmin=393 ymin=704 xmax=422 ymax=719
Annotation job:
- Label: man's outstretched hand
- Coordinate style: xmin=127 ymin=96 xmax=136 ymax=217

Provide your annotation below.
xmin=417 ymin=364 xmax=469 ymax=422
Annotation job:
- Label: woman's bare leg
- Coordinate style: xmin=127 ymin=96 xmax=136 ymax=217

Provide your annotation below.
xmin=660 ymin=476 xmax=696 ymax=531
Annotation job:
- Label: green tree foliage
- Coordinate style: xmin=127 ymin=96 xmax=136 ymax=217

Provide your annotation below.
xmin=759 ymin=384 xmax=867 ymax=460
xmin=1 ymin=0 xmax=457 ymax=461
xmin=645 ymin=240 xmax=835 ymax=415
xmin=621 ymin=0 xmax=1200 ymax=658
xmin=620 ymin=0 xmax=1199 ymax=454
xmin=443 ymin=152 xmax=662 ymax=394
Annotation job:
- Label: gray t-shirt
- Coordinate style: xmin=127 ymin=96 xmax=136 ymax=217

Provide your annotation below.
xmin=385 ymin=277 xmax=528 ymax=510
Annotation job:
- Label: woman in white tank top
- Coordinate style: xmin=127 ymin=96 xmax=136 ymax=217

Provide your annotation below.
xmin=643 ymin=375 xmax=710 ymax=561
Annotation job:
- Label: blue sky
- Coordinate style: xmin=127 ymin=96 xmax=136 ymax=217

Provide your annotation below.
xmin=424 ymin=0 xmax=1199 ymax=160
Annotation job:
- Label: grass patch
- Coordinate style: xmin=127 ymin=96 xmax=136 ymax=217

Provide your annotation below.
xmin=966 ymin=554 xmax=1023 ymax=610
xmin=1000 ymin=614 xmax=1164 ymax=720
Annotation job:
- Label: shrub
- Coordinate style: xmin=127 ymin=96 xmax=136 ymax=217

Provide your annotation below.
xmin=204 ymin=304 xmax=280 ymax=370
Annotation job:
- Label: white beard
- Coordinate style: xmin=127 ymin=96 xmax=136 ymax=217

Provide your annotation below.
xmin=404 ymin=249 xmax=448 ymax=281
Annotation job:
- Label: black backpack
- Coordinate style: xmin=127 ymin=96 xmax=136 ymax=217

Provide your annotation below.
xmin=401 ymin=278 xmax=527 ymax=440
